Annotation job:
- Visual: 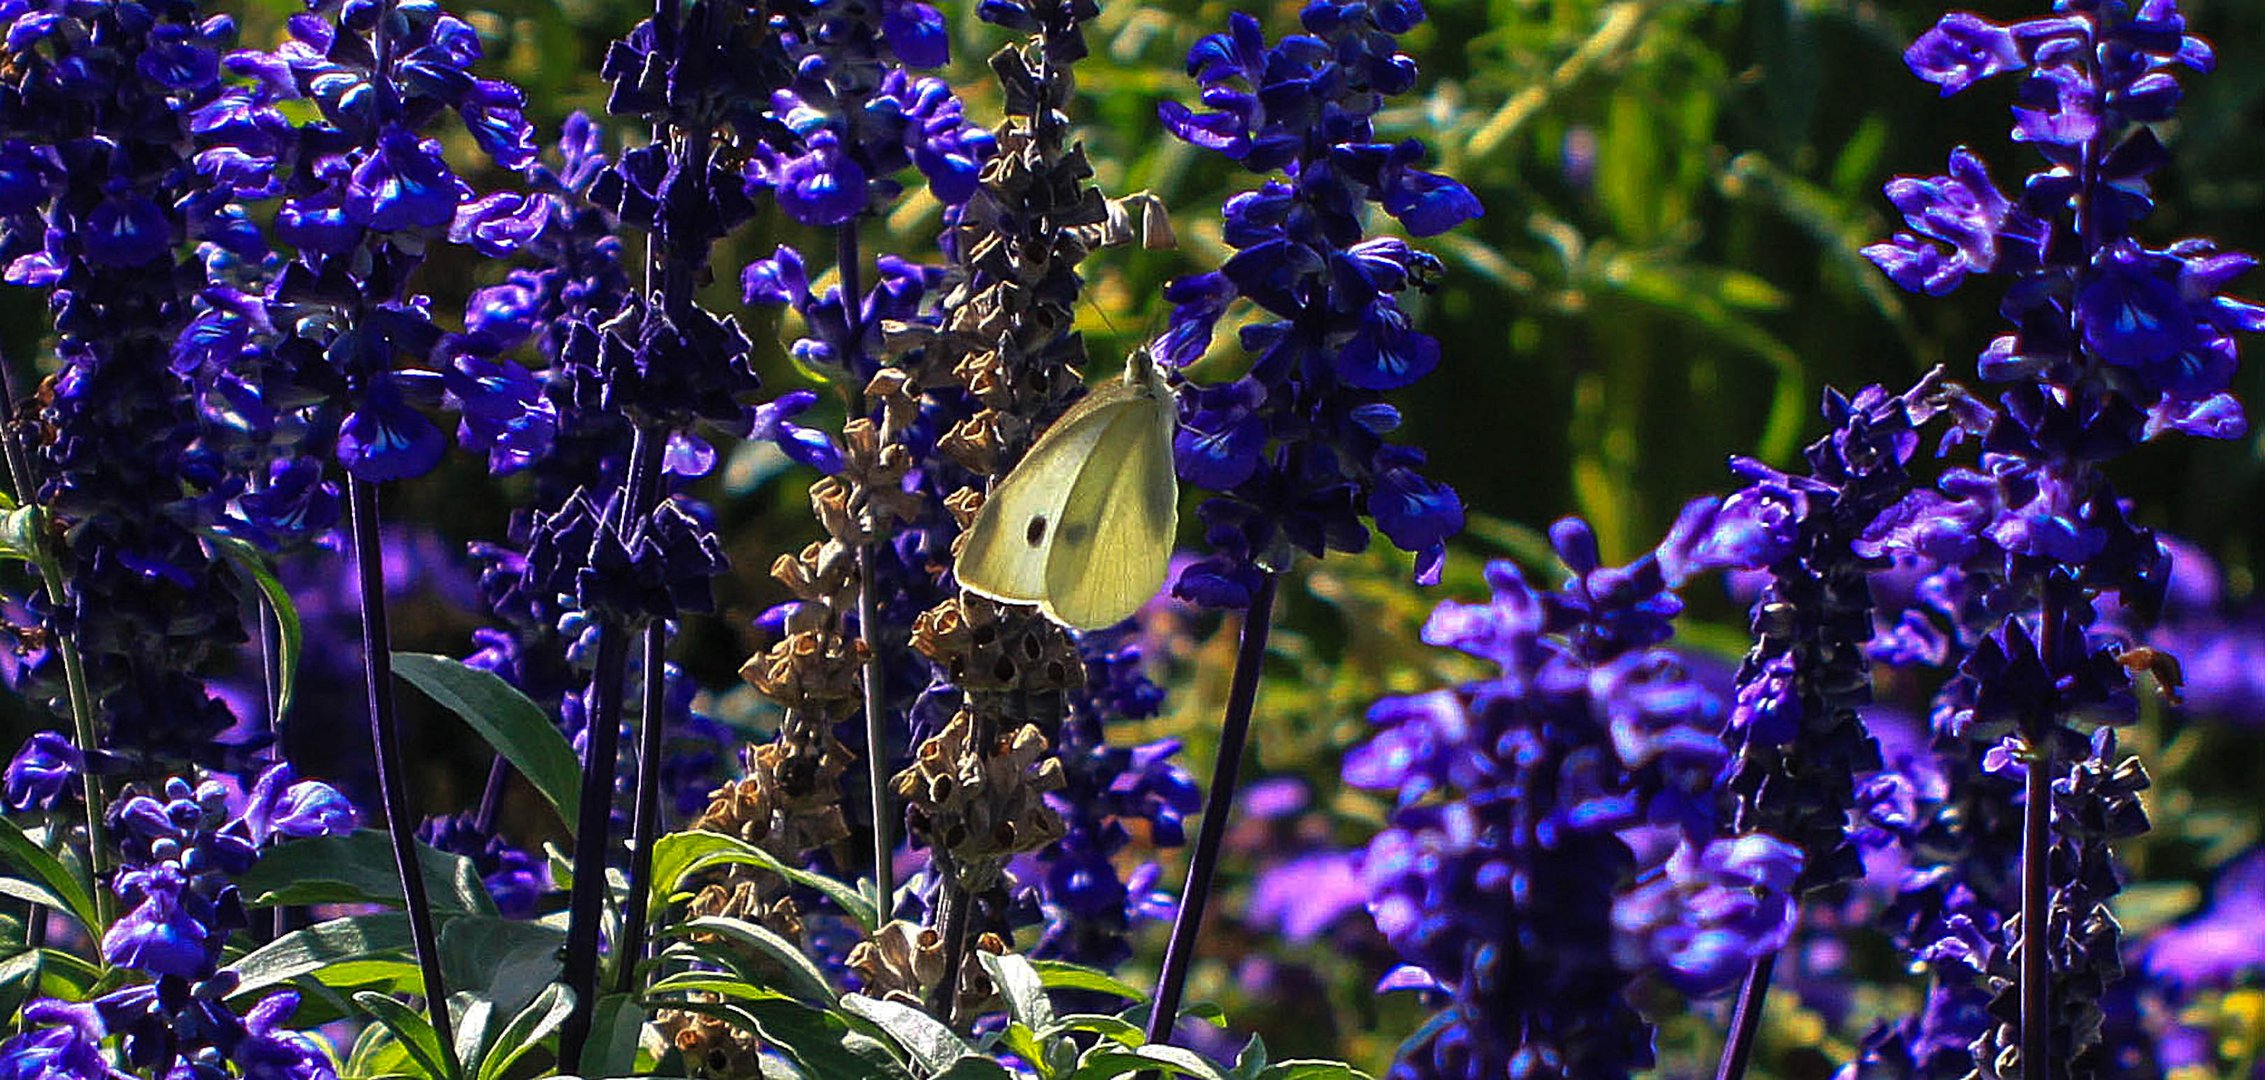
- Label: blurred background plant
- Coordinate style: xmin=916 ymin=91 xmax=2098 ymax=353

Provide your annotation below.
xmin=3 ymin=0 xmax=2263 ymax=1076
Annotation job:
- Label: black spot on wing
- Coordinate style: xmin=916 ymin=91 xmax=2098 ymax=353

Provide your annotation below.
xmin=1059 ymin=522 xmax=1091 ymax=546
xmin=1025 ymin=515 xmax=1049 ymax=547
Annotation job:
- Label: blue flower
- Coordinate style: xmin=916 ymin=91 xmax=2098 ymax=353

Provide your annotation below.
xmin=240 ymin=764 xmax=357 ymax=842
xmin=1348 ymin=513 xmax=1743 ymax=1079
xmin=1158 ymin=1 xmax=1477 ymax=598
xmin=4 ymin=731 xmax=83 ymax=811
xmin=748 ymin=390 xmax=845 ymax=474
xmin=1851 ymin=4 xmax=2250 ymax=1065
xmin=0 ymin=1000 xmax=132 ymax=1080
xmin=335 ymin=377 xmax=448 ymax=482
xmin=880 ymin=0 xmax=948 ymax=69
xmin=99 ymin=771 xmax=359 ymax=985
xmin=230 ymin=992 xmax=340 ymax=1080
xmin=101 ymin=863 xmax=213 ymax=979
xmin=418 ymin=813 xmax=552 ymax=920
xmin=1905 ymin=13 xmax=2025 ymax=96
xmin=1611 ymin=835 xmax=1803 ymax=996
xmin=81 ymin=190 xmax=174 ymax=268
xmin=0 ymin=0 xmax=259 ymax=767
xmin=773 ymin=131 xmax=870 ymax=228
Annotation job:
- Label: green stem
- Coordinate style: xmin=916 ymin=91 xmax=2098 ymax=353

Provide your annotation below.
xmin=0 ymin=411 xmax=110 ymax=928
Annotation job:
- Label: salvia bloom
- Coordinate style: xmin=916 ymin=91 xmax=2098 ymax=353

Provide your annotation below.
xmin=196 ymin=0 xmax=541 ymax=484
xmin=104 ymin=767 xmax=355 ymax=978
xmin=1346 ymin=516 xmax=1797 ymax=1080
xmin=0 ymin=1000 xmax=133 ymax=1080
xmin=417 ymin=811 xmax=551 ymax=919
xmin=1713 ymin=373 xmax=1983 ymax=896
xmin=1158 ymin=0 xmax=1482 ymax=601
xmin=0 ymin=0 xmax=256 ymax=767
xmin=52 ymin=766 xmax=356 ymax=1079
xmin=1851 ymin=2 xmax=2256 ymax=1075
xmin=741 ymin=0 xmax=984 ymax=229
xmin=5 ymin=730 xmax=84 ymax=812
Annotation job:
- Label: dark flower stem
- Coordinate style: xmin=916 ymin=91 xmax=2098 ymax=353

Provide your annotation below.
xmin=836 ymin=222 xmax=895 ymax=915
xmin=2020 ymin=590 xmax=2060 ymax=1078
xmin=1714 ymin=952 xmax=1777 ymax=1080
xmin=249 ymin=462 xmax=290 ymax=943
xmin=346 ymin=476 xmax=452 ymax=1050
xmin=1145 ymin=571 xmax=1279 ymax=1047
xmin=558 ymin=422 xmax=666 ymax=1072
xmin=2021 ymin=751 xmax=2050 ymax=1075
xmin=857 ymin=542 xmax=892 ymax=912
xmin=926 ymin=851 xmax=971 ymax=1023
xmin=472 ymin=756 xmax=510 ymax=833
xmin=613 ymin=619 xmax=670 ymax=995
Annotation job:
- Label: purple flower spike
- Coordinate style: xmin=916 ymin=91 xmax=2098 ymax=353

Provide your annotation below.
xmin=1350 ymin=516 xmax=1744 ymax=1079
xmin=1853 ymin=3 xmax=2256 ymax=1073
xmin=1159 ymin=2 xmax=1475 ymax=598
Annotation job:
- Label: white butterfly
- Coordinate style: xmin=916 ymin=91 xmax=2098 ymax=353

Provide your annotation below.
xmin=954 ymin=349 xmax=1179 ymax=630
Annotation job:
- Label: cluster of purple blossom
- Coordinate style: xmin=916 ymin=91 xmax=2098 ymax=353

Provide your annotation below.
xmin=0 ymin=0 xmax=2257 ymax=1075
xmin=0 ymin=0 xmax=1483 ymax=1070
xmin=1 ymin=760 xmax=356 ymax=1078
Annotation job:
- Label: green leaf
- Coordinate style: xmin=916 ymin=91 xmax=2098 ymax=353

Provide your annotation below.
xmin=348 ymin=1011 xmax=421 ymax=1080
xmin=392 ymin=653 xmax=580 ymax=827
xmin=1230 ymin=1034 xmax=1268 ymax=1080
xmin=649 ymin=831 xmax=876 ymax=930
xmin=582 ymin=994 xmax=650 ymax=1080
xmin=1038 ymin=1014 xmax=1143 ymax=1048
xmin=231 ymin=915 xmax=416 ymax=999
xmin=1253 ymin=1063 xmax=1371 ymax=1080
xmin=354 ymin=990 xmax=462 ymax=1080
xmin=0 ymin=504 xmax=43 ymax=564
xmin=439 ymin=916 xmax=564 ymax=1021
xmin=1182 ymin=1003 xmax=1227 ymax=1028
xmin=1068 ymin=1044 xmax=1227 ymax=1080
xmin=999 ymin=1024 xmax=1051 ymax=1080
xmin=452 ymin=996 xmax=495 ymax=1079
xmin=645 ymin=972 xmax=796 ymax=1003
xmin=658 ymin=916 xmax=834 ymax=1006
xmin=0 ymin=875 xmax=76 ymax=920
xmin=931 ymin=1058 xmax=1016 ymax=1080
xmin=0 ymin=814 xmax=99 ymax=932
xmin=238 ymin=831 xmax=496 ymax=918
xmin=653 ymin=997 xmax=912 ymax=1080
xmin=0 ymin=945 xmax=102 ymax=1007
xmin=1027 ymin=961 xmax=1143 ymax=1004
xmin=979 ymin=952 xmax=1052 ymax=1031
xmin=208 ymin=533 xmax=304 ymax=720
xmin=839 ymin=993 xmax=971 ymax=1077
xmin=474 ymin=982 xmax=573 ymax=1080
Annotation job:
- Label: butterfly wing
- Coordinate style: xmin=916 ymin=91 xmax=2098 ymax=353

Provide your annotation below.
xmin=1041 ymin=386 xmax=1178 ymax=630
xmin=954 ymin=390 xmax=1128 ymax=605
